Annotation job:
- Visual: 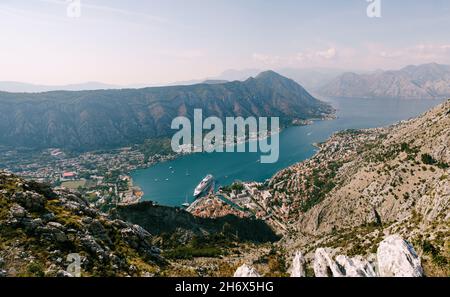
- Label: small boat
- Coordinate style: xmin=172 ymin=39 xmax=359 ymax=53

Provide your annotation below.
xmin=182 ymin=195 xmax=190 ymax=208
xmin=169 ymin=166 xmax=173 ymax=169
xmin=171 ymin=170 xmax=175 ymax=174
xmin=165 ymin=178 xmax=169 ymax=181
xmin=186 ymin=169 xmax=190 ymax=176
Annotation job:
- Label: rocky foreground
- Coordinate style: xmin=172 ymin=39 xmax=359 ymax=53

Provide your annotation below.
xmin=235 ymin=234 xmax=424 ymax=277
xmin=0 ymin=173 xmax=164 ymax=276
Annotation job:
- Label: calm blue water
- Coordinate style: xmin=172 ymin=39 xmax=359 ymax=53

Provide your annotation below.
xmin=132 ymin=98 xmax=444 ymax=206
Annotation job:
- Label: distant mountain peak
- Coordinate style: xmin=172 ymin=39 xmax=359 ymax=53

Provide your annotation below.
xmin=255 ymin=70 xmax=285 ymax=80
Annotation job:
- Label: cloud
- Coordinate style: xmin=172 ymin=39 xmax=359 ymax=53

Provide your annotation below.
xmin=316 ymin=47 xmax=337 ymax=59
xmin=251 ymin=43 xmax=450 ymax=71
xmin=253 ymin=47 xmax=338 ymax=67
xmin=295 ymin=47 xmax=338 ymax=62
xmin=252 ymin=53 xmax=282 ymax=65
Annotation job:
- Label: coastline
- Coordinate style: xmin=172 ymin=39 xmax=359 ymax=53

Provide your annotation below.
xmin=131 ymin=114 xmax=338 ymax=206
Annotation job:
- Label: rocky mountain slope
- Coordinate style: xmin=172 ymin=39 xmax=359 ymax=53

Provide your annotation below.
xmin=318 ymin=63 xmax=450 ymax=99
xmin=266 ymin=99 xmax=450 ymax=276
xmin=0 ymin=71 xmax=333 ymax=151
xmin=0 ymin=172 xmax=166 ymax=276
xmin=0 ymin=172 xmax=279 ymax=277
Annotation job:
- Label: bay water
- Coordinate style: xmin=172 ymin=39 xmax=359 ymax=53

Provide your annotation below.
xmin=131 ymin=98 xmax=444 ymax=206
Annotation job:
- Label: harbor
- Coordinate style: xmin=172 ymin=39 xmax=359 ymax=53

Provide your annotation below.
xmin=131 ymin=98 xmax=446 ymax=208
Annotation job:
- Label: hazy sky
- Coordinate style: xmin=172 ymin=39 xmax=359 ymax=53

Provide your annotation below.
xmin=1 ymin=0 xmax=449 ymax=85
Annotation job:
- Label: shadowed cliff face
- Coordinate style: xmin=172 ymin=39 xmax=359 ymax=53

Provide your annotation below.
xmin=0 ymin=71 xmax=333 ymax=151
xmin=112 ymin=201 xmax=280 ymax=245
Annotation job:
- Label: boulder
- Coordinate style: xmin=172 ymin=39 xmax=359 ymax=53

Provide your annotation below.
xmin=87 ymin=220 xmax=112 ymax=245
xmin=120 ymin=224 xmax=152 ymax=249
xmin=10 ymin=191 xmax=46 ymax=212
xmin=29 ymin=218 xmax=44 ymax=230
xmin=290 ymin=251 xmax=306 ymax=277
xmin=47 ymin=222 xmax=65 ymax=230
xmin=56 ymin=270 xmax=74 ymax=277
xmin=335 ymin=255 xmax=377 ymax=277
xmin=41 ymin=212 xmax=56 ymax=222
xmin=233 ymin=264 xmax=260 ymax=277
xmin=313 ymin=248 xmax=344 ymax=277
xmin=9 ymin=204 xmax=27 ymax=219
xmin=37 ymin=223 xmax=68 ymax=243
xmin=80 ymin=235 xmax=107 ymax=259
xmin=377 ymin=234 xmax=424 ymax=277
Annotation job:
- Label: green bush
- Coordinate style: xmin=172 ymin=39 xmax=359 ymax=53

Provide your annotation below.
xmin=27 ymin=262 xmax=45 ymax=277
xmin=163 ymin=246 xmax=222 ymax=260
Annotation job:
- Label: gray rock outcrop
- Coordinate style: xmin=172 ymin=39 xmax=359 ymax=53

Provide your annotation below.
xmin=289 ymin=251 xmax=306 ymax=277
xmin=313 ymin=248 xmax=344 ymax=277
xmin=233 ymin=264 xmax=260 ymax=277
xmin=377 ymin=235 xmax=424 ymax=277
xmin=335 ymin=255 xmax=377 ymax=277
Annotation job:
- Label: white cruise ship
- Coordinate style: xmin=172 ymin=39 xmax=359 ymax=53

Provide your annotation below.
xmin=193 ymin=174 xmax=214 ymax=197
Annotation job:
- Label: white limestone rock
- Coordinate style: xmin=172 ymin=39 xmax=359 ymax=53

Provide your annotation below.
xmin=377 ymin=234 xmax=424 ymax=277
xmin=313 ymin=248 xmax=344 ymax=277
xmin=290 ymin=251 xmax=306 ymax=277
xmin=335 ymin=255 xmax=377 ymax=277
xmin=233 ymin=264 xmax=260 ymax=277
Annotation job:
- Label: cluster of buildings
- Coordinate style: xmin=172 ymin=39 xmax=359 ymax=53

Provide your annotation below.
xmin=188 ymin=195 xmax=250 ymax=219
xmin=266 ymin=129 xmax=382 ymax=223
xmin=0 ymin=146 xmax=175 ymax=207
xmin=188 ymin=181 xmax=289 ymax=232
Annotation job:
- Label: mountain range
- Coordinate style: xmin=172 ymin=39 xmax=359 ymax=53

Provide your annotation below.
xmin=0 ymin=81 xmax=122 ymax=93
xmin=4 ymin=63 xmax=449 ymax=100
xmin=0 ymin=68 xmax=347 ymax=93
xmin=318 ymin=63 xmax=450 ymax=99
xmin=0 ymin=71 xmax=333 ymax=151
xmin=169 ymin=68 xmax=348 ymax=91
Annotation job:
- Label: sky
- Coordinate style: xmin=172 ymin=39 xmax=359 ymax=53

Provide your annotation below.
xmin=0 ymin=0 xmax=449 ymax=85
